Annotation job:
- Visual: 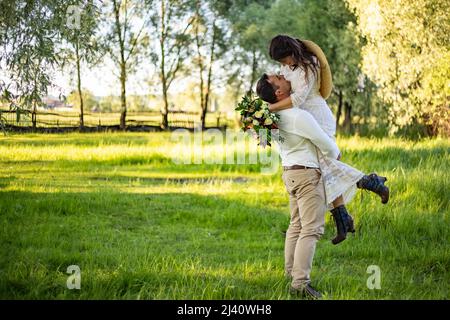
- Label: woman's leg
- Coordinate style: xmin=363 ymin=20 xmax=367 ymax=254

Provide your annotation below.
xmin=332 ymin=195 xmax=345 ymax=208
xmin=329 ymin=201 xmax=355 ymax=245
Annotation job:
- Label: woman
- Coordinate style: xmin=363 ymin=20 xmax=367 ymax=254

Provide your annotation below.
xmin=264 ymin=34 xmax=389 ymax=244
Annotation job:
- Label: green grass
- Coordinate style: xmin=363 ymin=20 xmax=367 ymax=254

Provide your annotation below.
xmin=0 ymin=132 xmax=449 ymax=299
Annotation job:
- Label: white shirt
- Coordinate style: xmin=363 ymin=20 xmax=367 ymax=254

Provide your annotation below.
xmin=280 ymin=59 xmax=336 ymax=137
xmin=275 ymin=108 xmax=340 ymax=168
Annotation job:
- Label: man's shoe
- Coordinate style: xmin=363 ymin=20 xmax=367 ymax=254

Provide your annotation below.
xmin=357 ymin=173 xmax=390 ymax=204
xmin=290 ymin=284 xmax=322 ymax=299
xmin=285 ymin=272 xmax=293 ymax=281
xmin=330 ymin=205 xmax=354 ymax=245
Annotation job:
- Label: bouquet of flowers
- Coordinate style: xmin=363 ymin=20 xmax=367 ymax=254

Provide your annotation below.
xmin=235 ymin=91 xmax=281 ymax=147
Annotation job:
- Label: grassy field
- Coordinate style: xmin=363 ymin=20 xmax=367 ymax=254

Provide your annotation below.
xmin=0 ymin=132 xmax=448 ymax=299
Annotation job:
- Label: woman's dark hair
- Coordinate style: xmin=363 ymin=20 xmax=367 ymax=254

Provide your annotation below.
xmin=269 ymin=34 xmax=319 ymax=80
xmin=256 ymin=74 xmax=278 ymax=104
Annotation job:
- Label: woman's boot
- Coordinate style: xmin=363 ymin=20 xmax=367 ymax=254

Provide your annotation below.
xmin=330 ymin=205 xmax=354 ymax=245
xmin=357 ymin=173 xmax=390 ymax=204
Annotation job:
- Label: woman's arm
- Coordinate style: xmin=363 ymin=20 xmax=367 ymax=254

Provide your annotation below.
xmin=268 ymin=96 xmax=293 ymax=112
xmin=289 ymin=74 xmax=314 ymax=107
xmin=272 ymin=67 xmax=315 ymax=112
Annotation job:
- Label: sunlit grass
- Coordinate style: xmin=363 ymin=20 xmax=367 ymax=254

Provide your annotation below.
xmin=0 ymin=132 xmax=448 ymax=299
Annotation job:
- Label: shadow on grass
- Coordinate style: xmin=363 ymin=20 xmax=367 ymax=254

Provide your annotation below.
xmin=0 ymin=190 xmax=289 ymax=273
xmin=1 ymin=189 xmax=448 ymax=299
xmin=0 ymin=158 xmax=270 ymax=174
xmin=0 ymin=189 xmax=287 ymax=230
xmin=0 ymin=266 xmax=290 ymax=300
xmin=0 ymin=189 xmax=291 ymax=298
xmin=88 ymin=176 xmax=251 ymax=185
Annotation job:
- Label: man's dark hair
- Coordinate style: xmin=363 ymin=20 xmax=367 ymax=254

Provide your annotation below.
xmin=256 ymin=74 xmax=278 ymax=104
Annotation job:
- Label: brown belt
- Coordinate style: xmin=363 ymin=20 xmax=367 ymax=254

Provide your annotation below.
xmin=283 ymin=165 xmax=317 ymax=171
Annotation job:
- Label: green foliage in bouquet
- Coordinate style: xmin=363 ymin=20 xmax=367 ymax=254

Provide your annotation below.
xmin=235 ymin=91 xmax=281 ymax=147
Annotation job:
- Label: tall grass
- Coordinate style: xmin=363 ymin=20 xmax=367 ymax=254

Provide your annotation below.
xmin=0 ymin=132 xmax=448 ymax=299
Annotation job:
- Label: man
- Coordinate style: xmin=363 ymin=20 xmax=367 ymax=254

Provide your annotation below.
xmin=256 ymin=73 xmax=340 ymax=299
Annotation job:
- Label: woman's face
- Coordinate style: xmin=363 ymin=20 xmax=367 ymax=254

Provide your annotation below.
xmin=279 ymin=55 xmax=295 ymax=67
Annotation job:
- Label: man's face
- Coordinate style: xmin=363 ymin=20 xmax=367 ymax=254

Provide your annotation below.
xmin=267 ymin=74 xmax=291 ymax=100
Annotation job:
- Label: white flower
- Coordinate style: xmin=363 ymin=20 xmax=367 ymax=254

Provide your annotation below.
xmin=254 ymin=111 xmax=263 ymax=118
xmin=253 ymin=119 xmax=259 ymax=125
xmin=264 ymin=118 xmax=273 ymax=125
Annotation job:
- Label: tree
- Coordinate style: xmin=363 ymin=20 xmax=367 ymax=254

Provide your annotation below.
xmin=191 ymin=0 xmax=228 ymax=129
xmin=67 ymin=89 xmax=97 ymax=113
xmin=228 ymin=1 xmax=272 ymax=93
xmin=103 ymin=0 xmax=150 ymax=130
xmin=346 ymin=0 xmax=450 ymax=136
xmin=148 ymin=0 xmax=194 ymax=130
xmin=60 ymin=0 xmax=101 ymax=129
xmin=0 ymin=0 xmax=69 ymax=129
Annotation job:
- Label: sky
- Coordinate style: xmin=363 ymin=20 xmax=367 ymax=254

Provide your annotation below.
xmin=50 ymin=58 xmax=154 ymax=98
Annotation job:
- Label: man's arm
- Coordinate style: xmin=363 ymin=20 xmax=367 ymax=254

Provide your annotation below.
xmin=290 ymin=110 xmax=340 ymax=159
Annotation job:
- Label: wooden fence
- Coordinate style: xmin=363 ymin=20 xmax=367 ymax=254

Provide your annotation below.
xmin=0 ymin=109 xmax=231 ymax=130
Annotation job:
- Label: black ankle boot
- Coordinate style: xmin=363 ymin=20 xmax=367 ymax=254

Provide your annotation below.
xmin=357 ymin=173 xmax=390 ymax=204
xmin=330 ymin=205 xmax=354 ymax=245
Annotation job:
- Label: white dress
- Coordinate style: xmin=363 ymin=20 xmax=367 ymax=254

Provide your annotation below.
xmin=280 ymin=60 xmax=364 ymax=208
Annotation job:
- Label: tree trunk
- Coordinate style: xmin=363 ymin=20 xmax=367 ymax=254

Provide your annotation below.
xmin=119 ymin=61 xmax=127 ymax=130
xmin=32 ymin=77 xmax=37 ymax=130
xmin=113 ymin=0 xmax=127 ymax=130
xmin=343 ymin=101 xmax=352 ymax=133
xmin=160 ymin=47 xmax=169 ymax=129
xmin=201 ymin=23 xmax=217 ymax=130
xmin=160 ymin=0 xmax=169 ymax=130
xmin=336 ymin=90 xmax=342 ymax=131
xmin=248 ymin=49 xmax=257 ymax=94
xmin=162 ymin=84 xmax=169 ymax=129
xmin=32 ymin=102 xmax=36 ymax=130
xmin=194 ymin=5 xmax=205 ymax=130
xmin=75 ymin=40 xmax=84 ymax=129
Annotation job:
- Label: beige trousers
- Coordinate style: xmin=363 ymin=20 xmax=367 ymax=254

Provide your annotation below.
xmin=281 ymin=168 xmax=327 ymax=288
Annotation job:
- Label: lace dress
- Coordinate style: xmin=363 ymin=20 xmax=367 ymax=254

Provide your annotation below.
xmin=280 ymin=61 xmax=364 ymax=207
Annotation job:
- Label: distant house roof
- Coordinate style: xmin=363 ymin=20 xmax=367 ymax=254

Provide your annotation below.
xmin=42 ymin=96 xmax=72 ymax=109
